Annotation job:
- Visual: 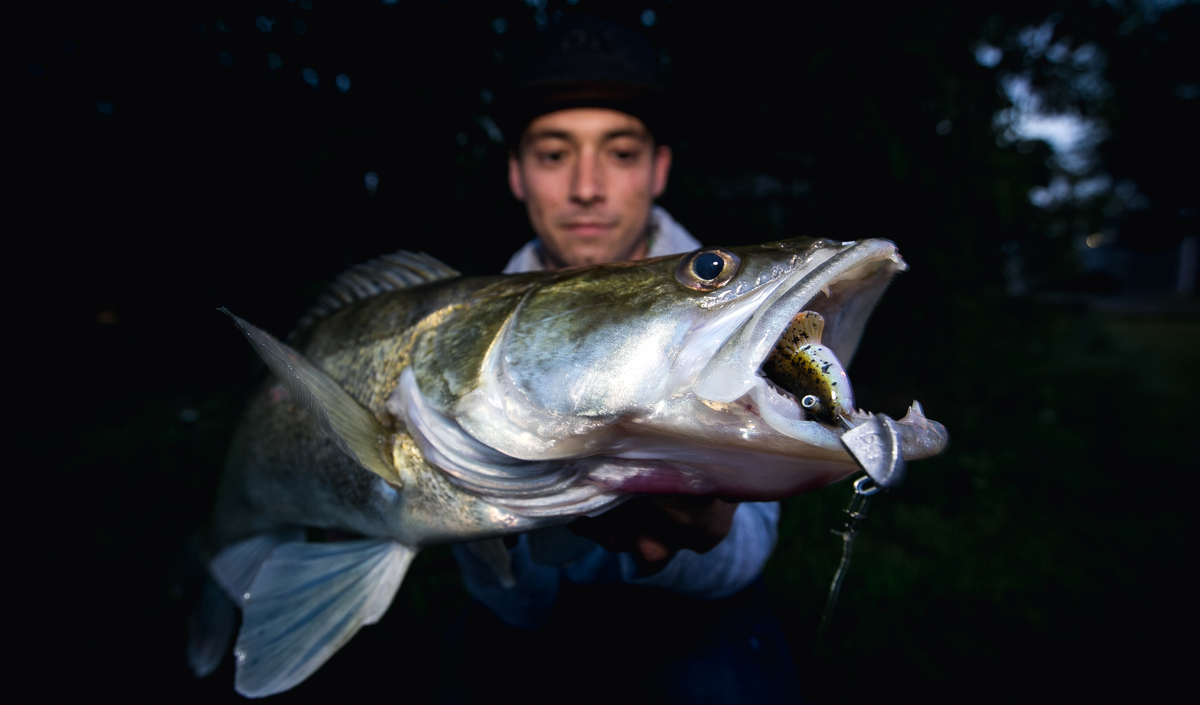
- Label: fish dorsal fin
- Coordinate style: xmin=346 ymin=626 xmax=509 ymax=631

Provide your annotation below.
xmin=234 ymin=539 xmax=416 ymax=697
xmin=297 ymin=250 xmax=460 ymax=329
xmin=223 ymin=309 xmax=404 ymax=488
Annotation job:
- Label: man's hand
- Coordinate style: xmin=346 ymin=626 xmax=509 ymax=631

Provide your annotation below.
xmin=568 ymin=496 xmax=737 ymax=576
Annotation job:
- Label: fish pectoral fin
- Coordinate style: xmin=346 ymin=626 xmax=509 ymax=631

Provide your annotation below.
xmin=233 ymin=539 xmax=417 ymax=698
xmin=223 ymin=309 xmax=404 ymax=488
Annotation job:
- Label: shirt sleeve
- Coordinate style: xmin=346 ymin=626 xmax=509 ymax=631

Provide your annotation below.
xmin=452 ymin=535 xmax=560 ymax=629
xmin=454 ymin=501 xmax=782 ymax=624
xmin=618 ymin=501 xmax=781 ymax=599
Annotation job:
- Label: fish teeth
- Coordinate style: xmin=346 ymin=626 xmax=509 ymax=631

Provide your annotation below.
xmin=821 ymin=284 xmax=832 ymax=298
xmin=897 ymin=400 xmax=927 ymax=425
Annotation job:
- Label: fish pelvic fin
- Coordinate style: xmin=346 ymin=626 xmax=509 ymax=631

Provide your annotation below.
xmin=210 ymin=530 xmax=305 ymax=605
xmin=187 ymin=577 xmax=237 ymax=678
xmin=234 ymin=539 xmax=417 ymax=698
xmin=222 ymin=309 xmax=404 ymax=489
xmin=190 ymin=530 xmax=306 ymax=678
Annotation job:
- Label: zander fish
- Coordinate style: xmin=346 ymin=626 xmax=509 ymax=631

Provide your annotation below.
xmin=189 ymin=237 xmax=948 ymax=696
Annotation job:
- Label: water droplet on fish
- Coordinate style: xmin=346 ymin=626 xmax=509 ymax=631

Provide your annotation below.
xmin=243 ymin=592 xmax=251 ymax=602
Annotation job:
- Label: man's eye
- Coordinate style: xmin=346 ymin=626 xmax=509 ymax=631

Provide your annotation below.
xmin=539 ymin=151 xmax=566 ymax=164
xmin=613 ymin=150 xmax=638 ymax=162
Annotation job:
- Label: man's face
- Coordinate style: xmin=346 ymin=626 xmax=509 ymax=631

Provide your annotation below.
xmin=509 ymin=108 xmax=672 ymax=269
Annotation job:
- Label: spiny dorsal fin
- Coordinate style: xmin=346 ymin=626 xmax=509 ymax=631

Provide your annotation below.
xmin=296 ymin=251 xmax=460 ymax=330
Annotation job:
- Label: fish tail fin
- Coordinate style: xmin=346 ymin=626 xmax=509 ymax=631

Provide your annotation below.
xmin=233 ymin=539 xmax=417 ymax=698
xmin=187 ymin=576 xmax=237 ymax=678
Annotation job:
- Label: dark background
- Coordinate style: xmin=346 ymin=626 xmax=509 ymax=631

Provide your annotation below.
xmin=17 ymin=0 xmax=1196 ymax=701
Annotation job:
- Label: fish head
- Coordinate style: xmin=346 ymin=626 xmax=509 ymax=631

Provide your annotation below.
xmin=406 ymin=237 xmax=948 ymax=506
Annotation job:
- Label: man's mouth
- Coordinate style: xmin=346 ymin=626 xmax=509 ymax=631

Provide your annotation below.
xmin=562 ymin=220 xmax=618 ymax=236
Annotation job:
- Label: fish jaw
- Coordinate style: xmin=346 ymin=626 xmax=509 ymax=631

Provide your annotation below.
xmin=629 ymin=238 xmax=911 ymax=457
xmin=851 ymin=401 xmax=951 ymax=463
xmin=593 ymin=238 xmax=948 ymax=499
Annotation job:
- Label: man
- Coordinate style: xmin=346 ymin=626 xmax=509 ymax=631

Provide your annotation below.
xmin=501 ymin=106 xmax=683 ymax=272
xmin=443 ymin=16 xmax=800 ymax=703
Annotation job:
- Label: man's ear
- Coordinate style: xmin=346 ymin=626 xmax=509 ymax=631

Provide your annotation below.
xmin=652 ymin=145 xmax=672 ymax=199
xmin=508 ymin=151 xmax=526 ymax=202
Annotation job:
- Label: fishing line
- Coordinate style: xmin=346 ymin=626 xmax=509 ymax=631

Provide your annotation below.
xmin=816 ymin=474 xmax=880 ymax=651
xmin=817 ymin=410 xmax=907 ymax=651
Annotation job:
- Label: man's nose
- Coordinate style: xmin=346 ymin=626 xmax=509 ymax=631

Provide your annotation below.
xmin=570 ymin=150 xmax=604 ymax=206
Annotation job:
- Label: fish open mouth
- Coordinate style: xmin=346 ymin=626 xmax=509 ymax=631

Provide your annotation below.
xmin=758 ymin=247 xmax=906 ymax=418
xmin=695 ymin=240 xmax=910 ymax=451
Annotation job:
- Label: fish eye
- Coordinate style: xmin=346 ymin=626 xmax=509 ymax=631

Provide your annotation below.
xmin=692 ymin=253 xmax=724 ymax=280
xmin=675 ymin=247 xmax=741 ymax=291
xmin=801 ymin=395 xmax=819 ymax=409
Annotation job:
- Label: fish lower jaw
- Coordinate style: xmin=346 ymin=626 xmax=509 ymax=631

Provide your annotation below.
xmin=741 ymin=379 xmax=949 ymax=462
xmin=742 ymin=376 xmax=844 ymax=451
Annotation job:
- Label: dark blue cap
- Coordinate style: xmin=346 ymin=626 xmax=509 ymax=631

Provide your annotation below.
xmin=497 ymin=15 xmax=670 ymax=145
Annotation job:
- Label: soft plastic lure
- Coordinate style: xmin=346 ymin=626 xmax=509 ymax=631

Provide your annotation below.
xmin=760 ymin=311 xmax=855 ymax=426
